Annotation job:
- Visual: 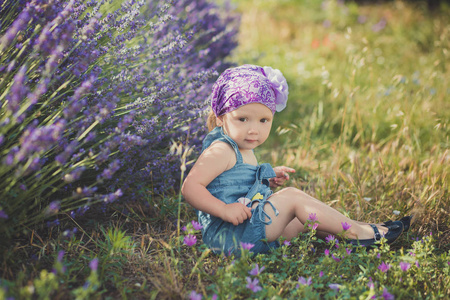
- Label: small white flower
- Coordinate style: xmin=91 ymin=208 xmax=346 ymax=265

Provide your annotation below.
xmin=363 ymin=197 xmax=372 ymax=202
xmin=393 ymin=210 xmax=400 ymax=215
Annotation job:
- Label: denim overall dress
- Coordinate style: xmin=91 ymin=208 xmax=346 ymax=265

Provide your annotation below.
xmin=196 ymin=127 xmax=281 ymax=255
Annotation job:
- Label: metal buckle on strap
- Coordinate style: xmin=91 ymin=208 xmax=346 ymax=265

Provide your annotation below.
xmin=370 ymin=224 xmax=382 ymax=241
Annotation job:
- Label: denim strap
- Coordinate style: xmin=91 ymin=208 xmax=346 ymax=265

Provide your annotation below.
xmin=256 ymin=199 xmax=279 ymax=225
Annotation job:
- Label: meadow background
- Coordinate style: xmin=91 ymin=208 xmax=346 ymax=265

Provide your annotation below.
xmin=0 ymin=0 xmax=449 ymax=299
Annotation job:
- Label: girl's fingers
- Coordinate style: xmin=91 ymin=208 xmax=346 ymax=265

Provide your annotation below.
xmin=245 ymin=207 xmax=252 ymax=218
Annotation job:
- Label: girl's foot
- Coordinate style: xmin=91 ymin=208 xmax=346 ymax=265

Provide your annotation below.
xmin=348 ymin=221 xmax=404 ymax=247
xmin=354 ymin=224 xmax=389 ymax=240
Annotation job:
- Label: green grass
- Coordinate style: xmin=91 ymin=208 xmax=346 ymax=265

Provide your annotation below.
xmin=1 ymin=0 xmax=449 ymax=299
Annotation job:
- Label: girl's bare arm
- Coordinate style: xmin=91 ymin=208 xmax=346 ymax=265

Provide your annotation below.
xmin=181 ymin=142 xmax=252 ymax=226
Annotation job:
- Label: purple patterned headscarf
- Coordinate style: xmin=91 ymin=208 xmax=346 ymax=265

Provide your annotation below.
xmin=210 ymin=64 xmax=289 ymax=116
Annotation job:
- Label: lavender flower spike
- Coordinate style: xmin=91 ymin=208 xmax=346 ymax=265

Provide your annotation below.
xmin=7 ymin=65 xmax=28 ymax=115
xmin=89 ymin=258 xmax=99 ymax=272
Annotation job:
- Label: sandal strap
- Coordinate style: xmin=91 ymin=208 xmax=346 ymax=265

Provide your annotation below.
xmin=370 ymin=224 xmax=382 ymax=241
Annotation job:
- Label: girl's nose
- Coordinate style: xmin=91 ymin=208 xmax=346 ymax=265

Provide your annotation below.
xmin=248 ymin=126 xmax=258 ymax=134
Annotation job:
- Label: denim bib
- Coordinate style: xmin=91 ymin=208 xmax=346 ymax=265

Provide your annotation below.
xmin=196 ymin=127 xmax=280 ymax=255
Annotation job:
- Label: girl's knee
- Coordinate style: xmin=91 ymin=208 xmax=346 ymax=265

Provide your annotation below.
xmin=279 ymin=187 xmax=308 ymax=199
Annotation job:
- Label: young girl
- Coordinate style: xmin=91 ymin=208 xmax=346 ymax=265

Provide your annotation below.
xmin=181 ymin=64 xmax=407 ymax=255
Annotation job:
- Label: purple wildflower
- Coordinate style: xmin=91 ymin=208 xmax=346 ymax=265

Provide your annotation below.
xmin=332 ymin=254 xmax=341 ymax=262
xmin=308 ymin=213 xmax=318 ymax=222
xmin=341 ymin=222 xmax=351 ymax=231
xmin=189 ymin=291 xmax=202 ymax=300
xmin=382 ymin=288 xmax=395 ymax=300
xmin=325 ymin=234 xmax=335 ymax=243
xmin=298 ymin=276 xmax=312 ymax=286
xmin=191 ymin=220 xmax=203 ymax=230
xmin=182 ymin=226 xmax=187 ymax=232
xmin=183 ymin=234 xmax=197 ymax=247
xmin=89 ymin=258 xmax=98 ymax=272
xmin=63 ymin=228 xmax=77 ymax=238
xmin=399 ymin=262 xmax=411 ymax=272
xmin=211 ymin=294 xmax=218 ymax=300
xmin=324 ymin=249 xmax=330 ymax=256
xmin=319 ymin=271 xmax=324 ymax=277
xmin=103 ymin=189 xmax=123 ymax=204
xmin=49 ymin=201 xmax=60 ymax=213
xmin=358 ymin=15 xmax=368 ymax=24
xmin=378 ymin=261 xmax=391 ymax=273
xmin=0 ymin=210 xmax=8 ymax=219
xmin=57 ymin=250 xmax=65 ymax=263
xmin=415 ymin=261 xmax=420 ymax=268
xmin=283 ymin=240 xmax=291 ymax=246
xmin=240 ymin=242 xmax=255 ymax=250
xmin=249 ymin=264 xmax=265 ymax=276
xmin=372 ymin=18 xmax=387 ymax=32
xmin=346 ymin=248 xmax=352 ymax=255
xmin=329 ymin=283 xmax=340 ymax=291
xmin=368 ymin=279 xmax=375 ymax=289
xmin=47 ymin=218 xmax=60 ymax=228
xmin=246 ymin=277 xmax=262 ymax=293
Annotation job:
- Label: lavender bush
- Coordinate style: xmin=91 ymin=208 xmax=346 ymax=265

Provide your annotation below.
xmin=117 ymin=0 xmax=238 ymax=198
xmin=0 ymin=0 xmax=239 ymax=238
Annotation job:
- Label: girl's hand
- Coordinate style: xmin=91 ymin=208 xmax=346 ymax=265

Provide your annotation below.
xmin=221 ymin=203 xmax=252 ymax=226
xmin=270 ymin=166 xmax=295 ymax=188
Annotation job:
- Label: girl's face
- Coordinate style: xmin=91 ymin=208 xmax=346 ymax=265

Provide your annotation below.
xmin=218 ymin=103 xmax=273 ymax=151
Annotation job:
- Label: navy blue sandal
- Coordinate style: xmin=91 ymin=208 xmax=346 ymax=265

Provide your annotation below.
xmin=348 ymin=221 xmax=404 ymax=247
xmin=383 ymin=215 xmax=413 ymax=232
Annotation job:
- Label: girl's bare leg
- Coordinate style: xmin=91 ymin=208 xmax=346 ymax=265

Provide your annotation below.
xmin=281 ymin=218 xmax=336 ymax=240
xmin=264 ymin=187 xmax=388 ymax=243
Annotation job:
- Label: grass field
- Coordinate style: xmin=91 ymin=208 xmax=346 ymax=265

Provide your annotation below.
xmin=1 ymin=0 xmax=449 ymax=299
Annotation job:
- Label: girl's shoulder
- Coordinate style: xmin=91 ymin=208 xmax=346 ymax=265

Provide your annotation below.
xmin=202 ymin=140 xmax=237 ymax=172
